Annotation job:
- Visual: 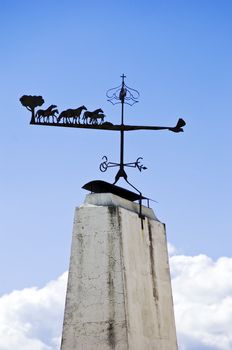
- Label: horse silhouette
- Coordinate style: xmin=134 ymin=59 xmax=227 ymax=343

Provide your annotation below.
xmin=89 ymin=113 xmax=105 ymax=125
xmin=82 ymin=108 xmax=104 ymax=124
xmin=57 ymin=105 xmax=87 ymax=124
xmin=36 ymin=105 xmax=59 ymax=123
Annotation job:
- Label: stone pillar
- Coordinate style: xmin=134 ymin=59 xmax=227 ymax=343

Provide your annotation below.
xmin=60 ymin=193 xmax=178 ymax=350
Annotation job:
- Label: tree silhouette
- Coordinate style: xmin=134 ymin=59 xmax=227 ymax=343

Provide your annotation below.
xmin=20 ymin=95 xmax=44 ymax=123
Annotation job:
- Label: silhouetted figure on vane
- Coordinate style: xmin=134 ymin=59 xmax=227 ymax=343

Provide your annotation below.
xmin=20 ymin=95 xmax=44 ymax=123
xmin=57 ymin=105 xmax=87 ymax=124
xmin=83 ymin=108 xmax=105 ymax=125
xmin=90 ymin=113 xmax=105 ymax=125
xmin=36 ymin=105 xmax=59 ymax=123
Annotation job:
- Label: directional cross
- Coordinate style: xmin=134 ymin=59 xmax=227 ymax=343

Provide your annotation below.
xmin=20 ymin=75 xmax=186 ymax=199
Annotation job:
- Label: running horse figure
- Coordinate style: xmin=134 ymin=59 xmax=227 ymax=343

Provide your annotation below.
xmin=36 ymin=105 xmax=59 ymax=123
xmin=57 ymin=105 xmax=87 ymax=124
xmin=82 ymin=108 xmax=105 ymax=125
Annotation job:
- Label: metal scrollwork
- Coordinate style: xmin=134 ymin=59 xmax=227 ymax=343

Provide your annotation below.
xmin=99 ymin=156 xmax=147 ymax=174
xmin=99 ymin=156 xmax=109 ymax=172
xmin=106 ymin=74 xmax=140 ymax=106
xmin=99 ymin=156 xmax=120 ymax=172
xmin=126 ymin=157 xmax=147 ymax=172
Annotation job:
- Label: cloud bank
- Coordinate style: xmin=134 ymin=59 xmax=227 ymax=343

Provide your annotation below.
xmin=171 ymin=254 xmax=232 ymax=350
xmin=0 ymin=272 xmax=67 ymax=350
xmin=1 ymin=253 xmax=232 ymax=350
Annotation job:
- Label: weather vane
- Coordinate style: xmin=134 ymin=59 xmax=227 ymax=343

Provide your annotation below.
xmin=20 ymin=74 xmax=186 ymax=223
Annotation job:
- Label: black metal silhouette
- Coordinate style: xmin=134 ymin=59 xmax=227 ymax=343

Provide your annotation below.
xmin=107 ymin=74 xmax=139 ymax=106
xmin=83 ymin=108 xmax=105 ymax=125
xmin=20 ymin=95 xmax=44 ymax=123
xmin=99 ymin=75 xmax=185 ymax=195
xmin=83 ymin=180 xmax=148 ymax=202
xmin=57 ymin=106 xmax=87 ymax=124
xmin=20 ymin=75 xmax=186 ymax=223
xmin=36 ymin=105 xmax=59 ymax=123
xmin=100 ymin=156 xmax=147 ymax=173
xmin=104 ymin=74 xmax=145 ymax=186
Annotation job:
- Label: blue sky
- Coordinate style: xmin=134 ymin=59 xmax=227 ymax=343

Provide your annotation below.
xmin=0 ymin=1 xmax=232 ymax=349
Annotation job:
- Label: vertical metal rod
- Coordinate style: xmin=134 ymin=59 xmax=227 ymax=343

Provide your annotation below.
xmin=120 ymin=98 xmax=124 ymax=172
xmin=114 ymin=74 xmax=128 ymax=183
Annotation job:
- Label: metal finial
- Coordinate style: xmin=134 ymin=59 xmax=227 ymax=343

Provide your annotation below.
xmin=120 ymin=73 xmax=126 ymax=81
xmin=106 ymin=75 xmax=139 ymax=106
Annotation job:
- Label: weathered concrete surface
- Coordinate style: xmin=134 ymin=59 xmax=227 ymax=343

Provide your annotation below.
xmin=60 ymin=193 xmax=178 ymax=350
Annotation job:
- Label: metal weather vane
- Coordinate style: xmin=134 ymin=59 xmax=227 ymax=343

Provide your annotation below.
xmin=20 ymin=74 xmax=186 ymax=213
xmin=100 ymin=74 xmax=147 ymax=188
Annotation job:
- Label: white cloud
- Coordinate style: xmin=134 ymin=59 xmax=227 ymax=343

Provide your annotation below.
xmin=1 ymin=254 xmax=232 ymax=350
xmin=170 ymin=254 xmax=232 ymax=350
xmin=0 ymin=272 xmax=67 ymax=350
